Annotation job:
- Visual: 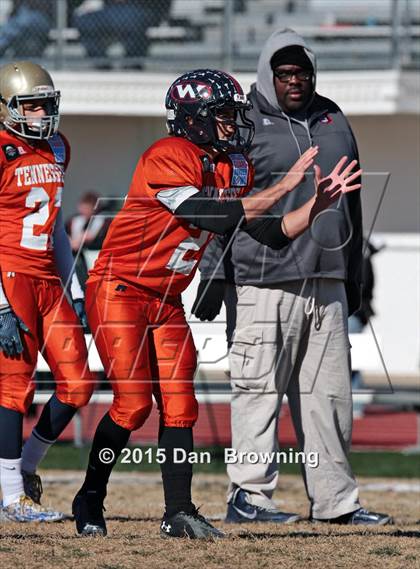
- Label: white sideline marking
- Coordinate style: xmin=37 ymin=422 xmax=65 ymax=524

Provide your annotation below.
xmin=359 ymin=482 xmax=420 ymax=493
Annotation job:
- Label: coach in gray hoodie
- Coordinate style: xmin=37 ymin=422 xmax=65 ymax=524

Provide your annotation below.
xmin=194 ymin=29 xmax=392 ymax=525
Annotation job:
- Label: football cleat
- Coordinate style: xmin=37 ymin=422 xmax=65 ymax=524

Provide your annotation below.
xmin=0 ymin=501 xmax=9 ymax=522
xmin=2 ymin=495 xmax=65 ymax=522
xmin=226 ymin=488 xmax=301 ymax=524
xmin=311 ymin=507 xmax=394 ymax=525
xmin=22 ymin=470 xmax=43 ymax=505
xmin=160 ymin=507 xmax=225 ymax=539
xmin=72 ymin=491 xmax=107 ymax=537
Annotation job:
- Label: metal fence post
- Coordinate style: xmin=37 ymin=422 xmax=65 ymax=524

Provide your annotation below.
xmin=401 ymin=0 xmax=413 ymax=68
xmin=222 ymin=0 xmax=234 ymax=71
xmin=391 ymin=0 xmax=402 ymax=70
xmin=55 ymin=0 xmax=68 ymax=70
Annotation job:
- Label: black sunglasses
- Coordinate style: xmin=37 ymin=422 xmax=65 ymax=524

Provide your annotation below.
xmin=273 ymin=69 xmax=312 ymax=83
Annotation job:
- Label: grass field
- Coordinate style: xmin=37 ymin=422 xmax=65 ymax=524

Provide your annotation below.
xmin=1 ymin=470 xmax=419 ymax=569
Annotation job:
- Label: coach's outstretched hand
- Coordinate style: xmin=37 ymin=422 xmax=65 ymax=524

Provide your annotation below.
xmin=192 ymin=280 xmax=225 ymax=321
xmin=314 ymin=156 xmax=362 ymax=206
xmin=0 ymin=306 xmax=29 ymax=357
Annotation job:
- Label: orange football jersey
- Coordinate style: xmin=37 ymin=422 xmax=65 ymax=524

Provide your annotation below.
xmin=0 ymin=130 xmax=70 ymax=280
xmin=90 ymin=136 xmax=254 ymax=296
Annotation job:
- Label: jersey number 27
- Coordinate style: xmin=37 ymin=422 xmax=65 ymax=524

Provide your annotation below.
xmin=21 ymin=186 xmax=62 ymax=251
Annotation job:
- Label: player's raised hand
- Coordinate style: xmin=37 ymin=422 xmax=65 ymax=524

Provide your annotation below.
xmin=314 ymin=157 xmax=362 ymax=206
xmin=0 ymin=306 xmax=29 ymax=357
xmin=281 ymin=146 xmax=319 ymax=193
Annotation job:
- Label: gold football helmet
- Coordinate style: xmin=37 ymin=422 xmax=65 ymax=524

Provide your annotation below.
xmin=0 ymin=61 xmax=60 ymax=140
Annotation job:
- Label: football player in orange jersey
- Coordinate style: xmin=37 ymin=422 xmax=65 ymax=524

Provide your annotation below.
xmin=0 ymin=62 xmax=95 ymax=521
xmin=73 ymin=69 xmax=361 ymax=539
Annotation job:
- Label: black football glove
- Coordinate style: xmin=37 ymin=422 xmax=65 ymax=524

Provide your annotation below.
xmin=0 ymin=306 xmax=29 ymax=357
xmin=192 ymin=280 xmax=225 ymax=321
xmin=73 ymin=299 xmax=89 ymax=330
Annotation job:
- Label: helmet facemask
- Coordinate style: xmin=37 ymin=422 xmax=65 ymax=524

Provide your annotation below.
xmin=210 ymin=100 xmax=254 ymax=153
xmin=2 ymin=90 xmax=60 ymax=140
xmin=171 ymin=99 xmax=254 ymax=153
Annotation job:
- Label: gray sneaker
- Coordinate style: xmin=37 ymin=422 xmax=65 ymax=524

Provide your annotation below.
xmin=226 ymin=489 xmax=301 ymax=524
xmin=311 ymin=507 xmax=394 ymax=525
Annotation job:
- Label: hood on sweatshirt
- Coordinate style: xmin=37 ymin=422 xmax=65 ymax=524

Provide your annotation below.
xmin=256 ymin=28 xmax=317 ymax=112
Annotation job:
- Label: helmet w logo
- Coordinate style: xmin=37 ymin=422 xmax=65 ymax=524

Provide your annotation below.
xmin=171 ymin=81 xmax=213 ymax=102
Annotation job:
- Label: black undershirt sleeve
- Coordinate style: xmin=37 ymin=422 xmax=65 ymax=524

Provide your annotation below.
xmin=174 ymin=192 xmax=291 ymax=250
xmin=243 ymin=214 xmax=291 ymax=250
xmin=174 ymin=191 xmax=245 ymax=234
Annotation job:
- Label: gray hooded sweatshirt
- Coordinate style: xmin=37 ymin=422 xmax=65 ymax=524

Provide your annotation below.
xmin=200 ymin=29 xmax=363 ymax=313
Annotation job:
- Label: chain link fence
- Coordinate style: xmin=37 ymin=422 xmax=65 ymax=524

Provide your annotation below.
xmin=0 ymin=0 xmax=418 ymax=71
